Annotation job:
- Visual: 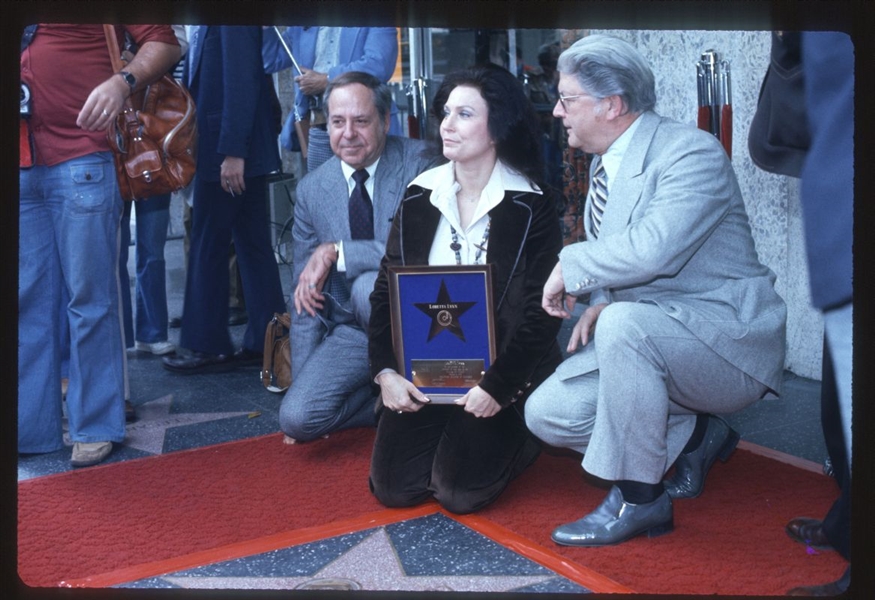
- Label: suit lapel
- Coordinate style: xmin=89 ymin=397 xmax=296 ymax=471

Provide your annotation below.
xmin=373 ymin=138 xmax=402 ymax=240
xmin=319 ymin=158 xmax=351 ymax=241
xmin=319 ymin=139 xmax=403 ymax=244
xmin=400 ymin=190 xmax=532 ymax=307
xmin=401 ymin=191 xmax=440 ymax=265
xmin=599 ymin=111 xmax=660 ymax=236
xmin=488 ymin=193 xmax=531 ymax=306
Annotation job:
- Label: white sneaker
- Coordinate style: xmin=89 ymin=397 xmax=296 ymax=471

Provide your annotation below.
xmin=135 ymin=340 xmax=176 ymax=355
xmin=70 ymin=441 xmax=113 ymax=468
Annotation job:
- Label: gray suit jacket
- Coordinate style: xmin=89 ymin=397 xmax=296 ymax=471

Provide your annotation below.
xmin=557 ymin=111 xmax=787 ymax=393
xmin=291 ymin=135 xmax=433 ymax=378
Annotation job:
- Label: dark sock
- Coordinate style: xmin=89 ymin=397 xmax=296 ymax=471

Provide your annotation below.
xmin=617 ymin=480 xmax=664 ymax=504
xmin=682 ymin=413 xmax=711 ymax=453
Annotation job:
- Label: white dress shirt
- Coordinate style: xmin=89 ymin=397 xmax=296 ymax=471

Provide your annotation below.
xmin=406 ymin=160 xmax=542 ymax=266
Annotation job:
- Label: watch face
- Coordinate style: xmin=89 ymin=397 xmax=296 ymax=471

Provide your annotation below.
xmin=121 ymin=71 xmax=136 ymax=88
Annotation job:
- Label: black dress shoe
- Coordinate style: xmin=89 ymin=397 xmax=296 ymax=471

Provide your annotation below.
xmin=664 ymin=414 xmax=739 ymax=499
xmin=233 ymin=348 xmax=263 ymax=367
xmin=124 ymin=400 xmax=137 ymax=423
xmin=785 ymin=517 xmax=833 ymax=549
xmin=162 ymin=350 xmax=236 ymax=374
xmin=551 ymin=486 xmax=674 ymax=547
xmin=228 ymin=307 xmax=249 ymax=326
xmin=787 ymin=565 xmax=850 ymax=596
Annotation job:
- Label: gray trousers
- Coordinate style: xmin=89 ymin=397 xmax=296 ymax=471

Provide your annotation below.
xmin=525 ymin=302 xmax=767 ymax=484
xmin=279 ymin=271 xmax=379 ymax=441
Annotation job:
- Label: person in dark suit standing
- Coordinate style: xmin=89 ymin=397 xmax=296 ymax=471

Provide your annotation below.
xmin=747 ymin=31 xmax=853 ymax=596
xmin=525 ymin=34 xmax=787 ymax=546
xmin=786 ymin=31 xmax=853 ymax=597
xmin=163 ymin=26 xmax=285 ymax=374
xmin=279 ymin=72 xmax=433 ymax=443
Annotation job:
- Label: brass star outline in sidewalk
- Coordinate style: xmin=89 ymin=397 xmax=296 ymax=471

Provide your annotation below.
xmin=121 ymin=394 xmax=252 ymax=455
xmin=413 ymin=279 xmax=476 ymax=343
xmin=163 ymin=527 xmax=556 ymax=592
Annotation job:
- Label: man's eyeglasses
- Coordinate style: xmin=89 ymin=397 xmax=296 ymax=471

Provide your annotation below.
xmin=557 ymin=93 xmax=596 ymax=111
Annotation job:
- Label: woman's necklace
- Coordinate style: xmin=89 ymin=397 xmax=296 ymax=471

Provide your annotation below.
xmin=449 ymin=219 xmax=491 ymax=265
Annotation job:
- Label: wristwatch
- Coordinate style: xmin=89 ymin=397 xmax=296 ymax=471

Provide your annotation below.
xmin=117 ymin=70 xmax=136 ymax=93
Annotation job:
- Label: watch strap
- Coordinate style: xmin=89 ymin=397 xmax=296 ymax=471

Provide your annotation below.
xmin=118 ymin=70 xmax=136 ymax=92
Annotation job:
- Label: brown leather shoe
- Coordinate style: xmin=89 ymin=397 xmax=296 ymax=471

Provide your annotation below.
xmin=785 ymin=517 xmax=832 ymax=549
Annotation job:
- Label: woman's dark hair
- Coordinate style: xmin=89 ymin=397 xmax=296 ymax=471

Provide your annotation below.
xmin=431 ymin=64 xmax=546 ymax=187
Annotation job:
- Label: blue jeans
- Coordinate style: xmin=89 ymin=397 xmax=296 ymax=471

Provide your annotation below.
xmin=120 ymin=194 xmax=171 ymax=345
xmin=18 ymin=152 xmax=127 ymax=453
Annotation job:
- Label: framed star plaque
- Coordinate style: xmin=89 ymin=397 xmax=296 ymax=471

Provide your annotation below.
xmin=388 ymin=264 xmax=497 ymax=403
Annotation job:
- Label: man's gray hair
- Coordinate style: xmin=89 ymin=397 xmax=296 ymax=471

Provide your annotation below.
xmin=557 ymin=34 xmax=656 ymax=114
xmin=324 ymin=71 xmax=393 ymax=122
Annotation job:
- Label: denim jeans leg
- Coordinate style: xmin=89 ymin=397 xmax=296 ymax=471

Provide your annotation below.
xmin=133 ymin=194 xmax=171 ymax=343
xmin=60 ymin=281 xmax=71 ymax=379
xmin=53 ymin=152 xmax=127 ymax=444
xmin=18 ymin=165 xmax=65 ymax=453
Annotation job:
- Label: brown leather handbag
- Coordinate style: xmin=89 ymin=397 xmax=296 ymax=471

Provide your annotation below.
xmin=103 ymin=25 xmax=197 ymax=200
xmin=262 ymin=312 xmax=292 ymax=393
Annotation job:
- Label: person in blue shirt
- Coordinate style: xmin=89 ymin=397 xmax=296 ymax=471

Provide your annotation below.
xmin=263 ymin=26 xmax=401 ymax=171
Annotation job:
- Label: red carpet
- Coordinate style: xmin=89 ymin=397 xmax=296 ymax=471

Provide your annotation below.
xmin=18 ymin=429 xmax=846 ymax=594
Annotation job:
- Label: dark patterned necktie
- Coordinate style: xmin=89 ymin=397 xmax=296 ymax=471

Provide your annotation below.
xmin=348 ymin=169 xmax=374 ymax=240
xmin=589 ymin=157 xmax=608 ymax=239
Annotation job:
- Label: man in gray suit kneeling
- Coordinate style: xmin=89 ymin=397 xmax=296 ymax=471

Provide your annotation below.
xmin=281 ymin=72 xmax=433 ymax=443
xmin=525 ymin=35 xmax=787 ymax=546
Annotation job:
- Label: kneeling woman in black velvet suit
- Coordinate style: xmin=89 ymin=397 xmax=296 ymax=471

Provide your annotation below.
xmin=367 ymin=65 xmax=563 ymax=514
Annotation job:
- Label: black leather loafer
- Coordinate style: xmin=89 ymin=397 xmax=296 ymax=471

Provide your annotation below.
xmin=162 ymin=351 xmax=236 ymax=374
xmin=551 ymin=486 xmax=674 ymax=547
xmin=124 ymin=400 xmax=137 ymax=422
xmin=233 ymin=348 xmax=263 ymax=367
xmin=785 ymin=517 xmax=833 ymax=549
xmin=664 ymin=414 xmax=739 ymax=499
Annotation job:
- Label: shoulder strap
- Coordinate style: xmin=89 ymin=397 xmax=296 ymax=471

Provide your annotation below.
xmin=103 ymin=24 xmax=125 ymax=73
xmin=103 ymin=25 xmax=139 ymax=112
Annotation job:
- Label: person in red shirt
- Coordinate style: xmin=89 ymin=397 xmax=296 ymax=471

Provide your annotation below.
xmin=19 ymin=24 xmax=180 ymax=468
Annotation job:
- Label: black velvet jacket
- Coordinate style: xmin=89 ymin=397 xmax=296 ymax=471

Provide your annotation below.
xmin=368 ymin=184 xmax=564 ymax=407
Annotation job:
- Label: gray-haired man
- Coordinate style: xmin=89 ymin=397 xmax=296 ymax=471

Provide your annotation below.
xmin=526 ymin=35 xmax=787 ymax=546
